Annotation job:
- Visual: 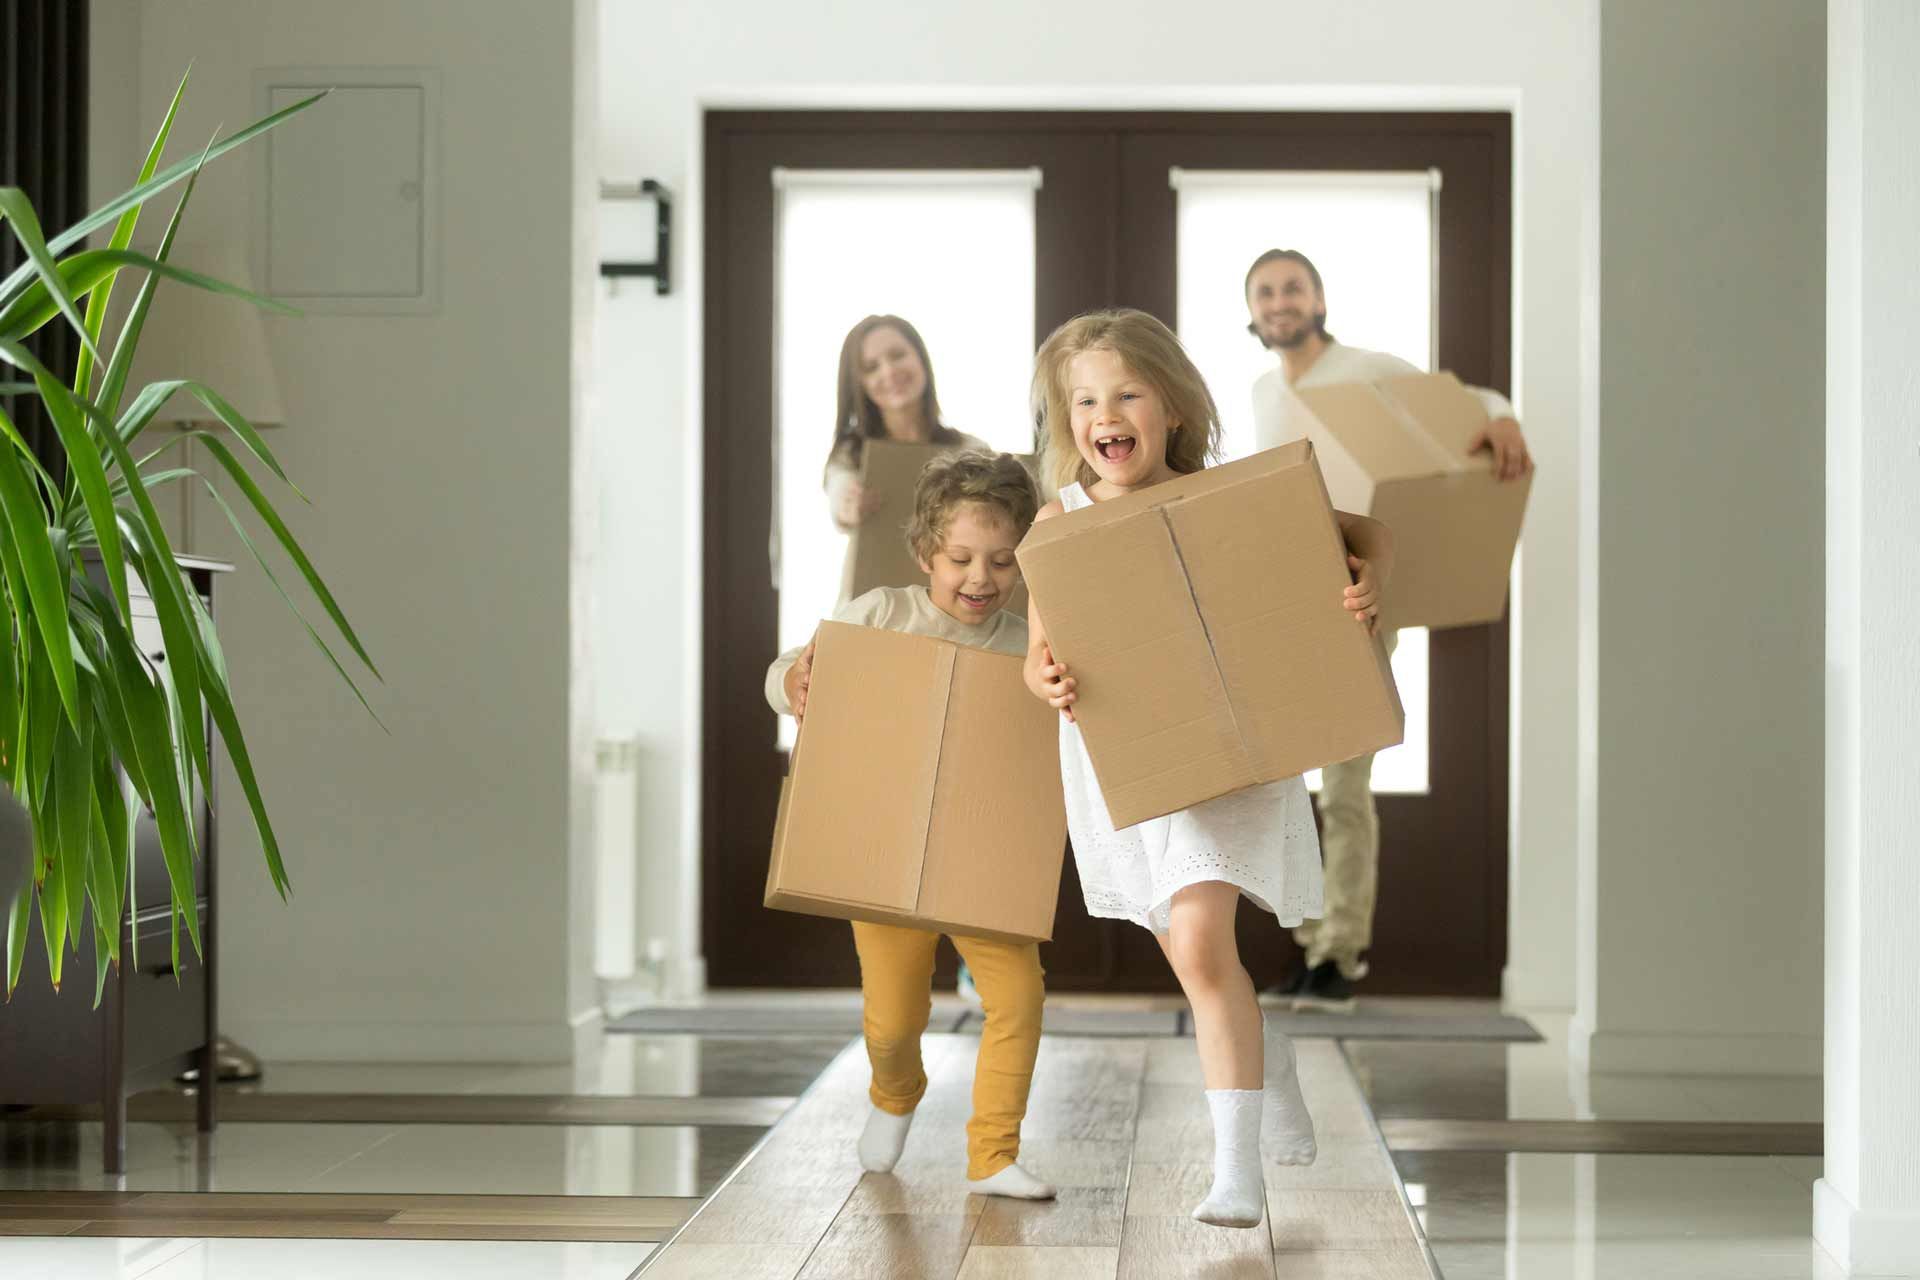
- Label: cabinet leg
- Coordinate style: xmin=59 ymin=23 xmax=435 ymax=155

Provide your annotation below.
xmin=103 ymin=1088 xmax=126 ymax=1176
xmin=196 ymin=1041 xmax=217 ymax=1133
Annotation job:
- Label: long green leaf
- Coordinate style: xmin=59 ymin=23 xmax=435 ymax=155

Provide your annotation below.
xmin=92 ymin=600 xmax=200 ymax=956
xmin=197 ymin=436 xmax=380 ymax=677
xmin=0 ymin=189 xmax=101 ymax=365
xmin=114 ymin=509 xmax=211 ymax=802
xmin=53 ymin=715 xmax=95 ymax=946
xmin=74 ymin=69 xmax=188 ymax=398
xmin=198 ymin=477 xmax=383 ymax=727
xmin=96 ymin=136 xmax=210 ymax=424
xmin=36 ymin=810 xmax=69 ymax=990
xmin=2 ymin=249 xmax=295 ymax=349
xmin=0 ymin=402 xmax=59 ymax=519
xmin=33 ymin=371 xmax=129 ymax=620
xmin=0 ymin=444 xmax=80 ymax=724
xmin=0 ymin=90 xmax=327 ymax=309
xmin=0 ymin=573 xmax=17 ymax=774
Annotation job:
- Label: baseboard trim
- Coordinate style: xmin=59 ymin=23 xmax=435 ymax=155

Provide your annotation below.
xmin=1500 ymin=965 xmax=1575 ymax=1013
xmin=1570 ymin=1022 xmax=1821 ymax=1077
xmin=226 ymin=1017 xmax=578 ymax=1064
xmin=1816 ymin=1176 xmax=1920 ymax=1274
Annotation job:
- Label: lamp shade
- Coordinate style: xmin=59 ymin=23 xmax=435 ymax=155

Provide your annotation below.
xmin=116 ymin=242 xmax=284 ymax=428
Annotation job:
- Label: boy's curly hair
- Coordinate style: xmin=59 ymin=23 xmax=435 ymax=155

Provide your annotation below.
xmin=905 ymin=450 xmax=1040 ymax=564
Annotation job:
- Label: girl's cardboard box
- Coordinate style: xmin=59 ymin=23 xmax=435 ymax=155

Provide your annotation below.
xmin=1016 ymin=440 xmax=1404 ymax=830
xmin=1288 ymin=372 xmax=1531 ymax=632
xmin=764 ymin=621 xmax=1066 ymax=944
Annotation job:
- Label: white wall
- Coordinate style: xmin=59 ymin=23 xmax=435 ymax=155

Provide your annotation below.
xmin=594 ymin=0 xmax=1596 ymax=1009
xmin=1816 ymin=0 xmax=1920 ymax=1269
xmin=1576 ymin=0 xmax=1826 ymax=1075
xmin=90 ymin=0 xmax=590 ymax=1060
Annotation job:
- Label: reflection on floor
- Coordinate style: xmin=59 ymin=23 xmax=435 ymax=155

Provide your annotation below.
xmin=0 ymin=1004 xmax=1879 ymax=1279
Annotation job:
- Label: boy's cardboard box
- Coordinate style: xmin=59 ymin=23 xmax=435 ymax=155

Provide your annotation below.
xmin=1290 ymin=372 xmax=1530 ymax=632
xmin=840 ymin=441 xmax=1036 ymax=611
xmin=1016 ymin=440 xmax=1404 ymax=831
xmin=765 ymin=620 xmax=1066 ymax=944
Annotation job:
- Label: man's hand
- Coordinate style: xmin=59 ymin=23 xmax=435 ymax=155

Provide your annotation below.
xmin=784 ymin=639 xmax=817 ymax=720
xmin=1468 ymin=416 xmax=1533 ymax=482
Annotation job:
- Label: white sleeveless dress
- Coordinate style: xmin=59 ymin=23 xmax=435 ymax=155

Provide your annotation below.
xmin=1055 ymin=481 xmax=1326 ymax=935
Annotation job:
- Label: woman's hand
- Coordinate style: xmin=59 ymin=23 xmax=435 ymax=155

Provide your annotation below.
xmin=1468 ymin=416 xmax=1533 ymax=482
xmin=831 ymin=479 xmax=884 ymax=527
xmin=783 ymin=639 xmax=816 ymax=720
xmin=1344 ymin=555 xmax=1383 ymax=636
xmin=1028 ymin=644 xmax=1078 ymax=722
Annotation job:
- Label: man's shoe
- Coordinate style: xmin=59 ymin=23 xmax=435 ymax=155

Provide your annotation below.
xmin=1262 ymin=963 xmax=1316 ymax=1000
xmin=1291 ymin=961 xmax=1357 ymax=1011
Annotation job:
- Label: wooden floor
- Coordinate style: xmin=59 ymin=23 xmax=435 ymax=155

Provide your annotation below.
xmin=0 ymin=1190 xmax=697 ymax=1242
xmin=636 ymin=1034 xmax=1433 ymax=1279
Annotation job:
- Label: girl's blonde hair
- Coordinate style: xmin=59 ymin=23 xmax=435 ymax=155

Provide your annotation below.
xmin=905 ymin=450 xmax=1040 ymax=563
xmin=1030 ymin=309 xmax=1221 ymax=493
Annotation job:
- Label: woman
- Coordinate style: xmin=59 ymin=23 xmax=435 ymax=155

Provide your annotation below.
xmin=824 ymin=315 xmax=990 ymax=531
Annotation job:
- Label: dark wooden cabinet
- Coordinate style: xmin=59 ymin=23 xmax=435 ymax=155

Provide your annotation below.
xmin=0 ymin=556 xmax=229 ymax=1173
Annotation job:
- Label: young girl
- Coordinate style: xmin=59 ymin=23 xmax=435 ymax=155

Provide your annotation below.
xmin=767 ymin=449 xmax=1055 ymax=1201
xmin=1021 ymin=309 xmax=1393 ymax=1229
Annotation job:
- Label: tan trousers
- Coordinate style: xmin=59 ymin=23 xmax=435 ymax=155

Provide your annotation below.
xmin=850 ymin=920 xmax=1045 ymax=1179
xmin=1293 ymin=629 xmax=1398 ymax=979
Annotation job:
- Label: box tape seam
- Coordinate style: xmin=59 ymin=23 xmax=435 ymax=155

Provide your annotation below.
xmin=909 ymin=644 xmax=958 ymax=911
xmin=1158 ymin=507 xmax=1253 ymax=774
xmin=1371 ymin=380 xmax=1472 ymax=476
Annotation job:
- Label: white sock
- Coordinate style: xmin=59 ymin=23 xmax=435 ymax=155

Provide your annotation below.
xmin=1193 ymin=1089 xmax=1265 ymax=1228
xmin=1263 ymin=1020 xmax=1318 ymax=1166
xmin=968 ymin=1162 xmax=1056 ymax=1200
xmin=857 ymin=1105 xmax=915 ymax=1173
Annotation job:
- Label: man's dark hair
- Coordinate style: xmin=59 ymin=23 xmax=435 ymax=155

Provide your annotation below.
xmin=1243 ymin=248 xmax=1333 ymax=346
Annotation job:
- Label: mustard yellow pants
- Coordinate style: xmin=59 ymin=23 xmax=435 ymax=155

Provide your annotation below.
xmin=850 ymin=920 xmax=1045 ymax=1179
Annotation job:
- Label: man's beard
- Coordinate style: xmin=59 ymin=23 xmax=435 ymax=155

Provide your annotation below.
xmin=1261 ymin=314 xmax=1317 ymax=350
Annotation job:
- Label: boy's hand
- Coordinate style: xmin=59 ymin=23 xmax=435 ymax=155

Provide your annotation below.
xmin=1344 ymin=555 xmax=1382 ymax=636
xmin=784 ymin=639 xmax=817 ymax=720
xmin=832 ymin=480 xmax=884 ymax=526
xmin=1034 ymin=644 xmax=1078 ymax=723
xmin=1468 ymin=416 xmax=1533 ymax=482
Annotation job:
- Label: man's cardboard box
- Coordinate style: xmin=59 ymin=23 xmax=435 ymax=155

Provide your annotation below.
xmin=839 ymin=440 xmax=1035 ymax=613
xmin=1291 ymin=372 xmax=1530 ymax=632
xmin=1016 ymin=440 xmax=1404 ymax=831
xmin=765 ymin=620 xmax=1066 ymax=944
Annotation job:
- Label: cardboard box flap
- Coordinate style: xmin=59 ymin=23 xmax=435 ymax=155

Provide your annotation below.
xmin=1018 ymin=442 xmax=1311 ymax=551
xmin=919 ymin=648 xmax=1069 ymax=941
xmin=1375 ymin=372 xmax=1500 ymax=466
xmin=783 ymin=621 xmax=955 ymax=910
xmin=1293 ymin=382 xmax=1463 ymax=484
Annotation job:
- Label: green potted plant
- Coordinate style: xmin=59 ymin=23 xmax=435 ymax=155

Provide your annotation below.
xmin=0 ymin=73 xmax=376 ymax=1000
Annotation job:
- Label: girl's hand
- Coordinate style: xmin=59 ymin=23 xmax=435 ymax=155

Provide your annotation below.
xmin=1344 ymin=555 xmax=1382 ymax=636
xmin=1033 ymin=644 xmax=1078 ymax=723
xmin=832 ymin=480 xmax=883 ymax=526
xmin=1468 ymin=416 xmax=1533 ymax=482
xmin=784 ymin=639 xmax=817 ymax=720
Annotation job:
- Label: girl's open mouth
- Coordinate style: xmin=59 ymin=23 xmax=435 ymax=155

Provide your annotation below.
xmin=1095 ymin=434 xmax=1137 ymax=463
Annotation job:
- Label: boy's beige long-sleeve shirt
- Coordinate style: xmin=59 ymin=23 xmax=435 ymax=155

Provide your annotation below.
xmin=764 ymin=585 xmax=1029 ymax=715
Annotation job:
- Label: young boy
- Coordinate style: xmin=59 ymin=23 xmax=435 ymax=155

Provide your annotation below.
xmin=764 ymin=449 xmax=1054 ymax=1199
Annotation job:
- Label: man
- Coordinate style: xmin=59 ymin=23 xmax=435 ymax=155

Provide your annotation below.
xmin=1245 ymin=248 xmax=1531 ymax=1007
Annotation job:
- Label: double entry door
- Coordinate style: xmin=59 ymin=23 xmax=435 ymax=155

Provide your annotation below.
xmin=702 ymin=110 xmax=1512 ymax=994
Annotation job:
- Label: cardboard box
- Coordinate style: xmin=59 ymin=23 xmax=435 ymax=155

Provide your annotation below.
xmin=1015 ymin=440 xmax=1404 ymax=830
xmin=765 ymin=620 xmax=1067 ymax=944
xmin=1291 ymin=372 xmax=1531 ymax=631
xmin=839 ymin=440 xmax=1035 ymax=614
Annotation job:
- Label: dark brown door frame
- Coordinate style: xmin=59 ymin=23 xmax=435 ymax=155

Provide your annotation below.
xmin=702 ymin=110 xmax=1512 ymax=995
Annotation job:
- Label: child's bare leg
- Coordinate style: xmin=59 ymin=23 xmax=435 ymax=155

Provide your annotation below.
xmin=1161 ymin=882 xmax=1266 ymax=1228
xmin=1162 ymin=883 xmax=1263 ymax=1089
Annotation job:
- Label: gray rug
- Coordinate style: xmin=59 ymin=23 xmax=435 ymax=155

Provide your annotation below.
xmin=609 ymin=1001 xmax=1539 ymax=1043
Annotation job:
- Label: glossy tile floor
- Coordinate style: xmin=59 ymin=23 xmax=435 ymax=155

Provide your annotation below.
xmin=0 ymin=1008 xmax=1886 ymax=1279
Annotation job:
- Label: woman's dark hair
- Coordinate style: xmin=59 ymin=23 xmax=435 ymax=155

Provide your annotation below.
xmin=1243 ymin=248 xmax=1334 ymax=346
xmin=825 ymin=315 xmax=961 ymax=479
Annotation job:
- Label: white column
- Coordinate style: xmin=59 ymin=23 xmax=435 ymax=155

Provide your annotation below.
xmin=1575 ymin=0 xmax=1826 ymax=1077
xmin=1815 ymin=0 xmax=1920 ymax=1271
